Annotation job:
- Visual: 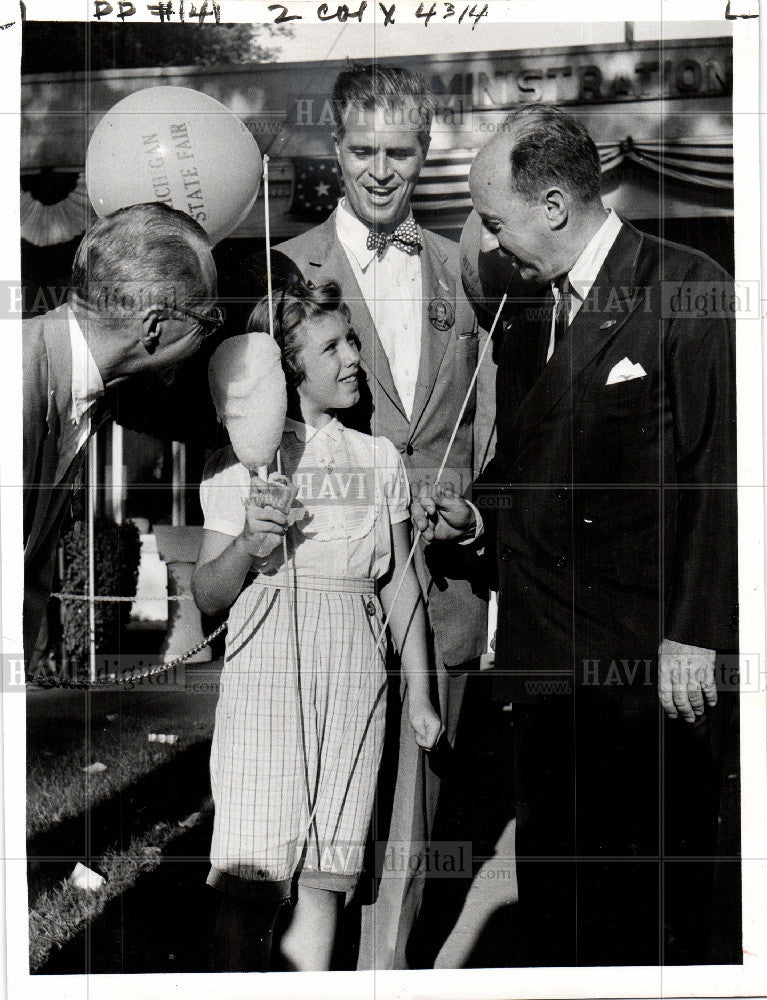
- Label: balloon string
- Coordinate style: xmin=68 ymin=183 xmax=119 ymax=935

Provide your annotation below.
xmin=301 ymin=291 xmax=508 ymax=840
xmin=263 ymin=153 xmax=276 ymax=346
xmin=371 ymin=290 xmax=506 ymax=660
xmin=261 ymin=153 xmax=319 ymax=847
xmin=260 ymin=153 xmax=277 ymax=478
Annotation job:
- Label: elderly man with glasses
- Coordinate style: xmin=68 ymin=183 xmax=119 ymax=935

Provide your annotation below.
xmin=23 ymin=201 xmax=219 ymax=668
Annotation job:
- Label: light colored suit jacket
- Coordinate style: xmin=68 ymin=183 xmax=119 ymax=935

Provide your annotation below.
xmin=278 ymin=211 xmax=496 ymax=666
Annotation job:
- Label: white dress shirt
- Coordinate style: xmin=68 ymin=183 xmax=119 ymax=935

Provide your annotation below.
xmin=545 ymin=208 xmax=623 ymax=362
xmin=56 ymin=306 xmax=105 ymax=481
xmin=335 ymin=198 xmax=422 ymax=419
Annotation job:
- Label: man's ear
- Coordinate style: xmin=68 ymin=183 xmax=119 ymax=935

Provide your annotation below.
xmin=543 ymin=187 xmax=568 ymax=229
xmin=139 ymin=307 xmax=168 ymax=355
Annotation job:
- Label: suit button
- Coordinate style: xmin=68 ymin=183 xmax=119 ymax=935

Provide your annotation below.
xmin=555 ymin=555 xmax=568 ymax=570
xmin=365 ymin=600 xmax=377 ymax=616
xmin=500 ymin=548 xmax=512 ymax=563
xmin=405 ymin=444 xmax=414 ymax=456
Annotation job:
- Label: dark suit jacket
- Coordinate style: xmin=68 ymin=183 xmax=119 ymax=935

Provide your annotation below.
xmin=278 ymin=212 xmax=496 ymax=667
xmin=23 ymin=304 xmax=107 ymax=658
xmin=473 ymin=221 xmax=738 ymax=701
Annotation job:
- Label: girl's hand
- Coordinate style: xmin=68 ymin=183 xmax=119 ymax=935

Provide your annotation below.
xmin=263 ymin=472 xmax=298 ymax=512
xmin=408 ymin=698 xmax=444 ymax=751
xmin=237 ymin=475 xmax=289 ymax=561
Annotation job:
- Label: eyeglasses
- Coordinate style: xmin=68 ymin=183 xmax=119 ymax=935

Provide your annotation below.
xmin=172 ymin=303 xmax=225 ymax=338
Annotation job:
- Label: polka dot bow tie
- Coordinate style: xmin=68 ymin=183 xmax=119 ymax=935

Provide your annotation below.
xmin=366 ymin=220 xmax=422 ymax=257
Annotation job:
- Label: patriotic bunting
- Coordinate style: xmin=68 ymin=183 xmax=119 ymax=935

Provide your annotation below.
xmin=290 ymin=137 xmax=734 ymax=222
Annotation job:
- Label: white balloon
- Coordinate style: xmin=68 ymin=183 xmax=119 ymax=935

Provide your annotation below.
xmin=86 ymin=86 xmax=261 ymax=245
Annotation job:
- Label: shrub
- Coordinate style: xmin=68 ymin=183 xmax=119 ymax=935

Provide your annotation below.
xmin=59 ymin=519 xmax=142 ymax=667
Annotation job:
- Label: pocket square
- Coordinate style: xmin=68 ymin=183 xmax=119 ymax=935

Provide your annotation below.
xmin=605 ymin=358 xmax=647 ymax=385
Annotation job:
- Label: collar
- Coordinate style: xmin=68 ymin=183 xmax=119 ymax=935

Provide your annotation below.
xmin=67 ymin=305 xmax=105 ymax=424
xmin=335 ymin=198 xmax=417 ymax=271
xmin=561 ymin=209 xmax=623 ymax=304
xmin=284 ymin=415 xmax=343 ymax=444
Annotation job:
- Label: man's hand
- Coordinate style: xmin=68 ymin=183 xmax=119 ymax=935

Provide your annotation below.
xmin=410 ymin=492 xmax=476 ymax=544
xmin=658 ymin=638 xmax=717 ymax=722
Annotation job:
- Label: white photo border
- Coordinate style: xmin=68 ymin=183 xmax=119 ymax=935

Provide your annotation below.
xmin=3 ymin=2 xmax=765 ymax=998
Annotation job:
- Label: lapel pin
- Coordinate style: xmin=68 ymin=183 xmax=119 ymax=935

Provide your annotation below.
xmin=429 ymin=298 xmax=455 ymax=332
xmin=600 ymin=319 xmax=618 ymax=330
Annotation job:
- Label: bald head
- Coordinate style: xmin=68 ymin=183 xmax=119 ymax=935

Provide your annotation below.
xmin=469 ymin=136 xmax=513 ymax=202
xmin=472 ymin=105 xmax=602 ymax=206
xmin=71 ymin=202 xmax=216 ymax=324
xmin=69 ymin=203 xmax=220 ymax=386
xmin=468 ymin=106 xmax=607 ymax=284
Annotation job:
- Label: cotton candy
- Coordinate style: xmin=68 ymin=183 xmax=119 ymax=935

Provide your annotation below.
xmin=208 ymin=332 xmax=288 ymax=471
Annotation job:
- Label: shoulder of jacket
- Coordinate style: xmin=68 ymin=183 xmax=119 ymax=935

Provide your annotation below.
xmin=624 ymin=221 xmax=731 ymax=281
xmin=23 ymin=310 xmax=47 ymax=345
xmin=23 ymin=313 xmax=51 ymax=397
xmin=422 ymin=226 xmax=459 ymax=261
xmin=276 ymin=214 xmax=337 ymax=258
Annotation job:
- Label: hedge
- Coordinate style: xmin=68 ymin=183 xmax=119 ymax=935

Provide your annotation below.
xmin=59 ymin=518 xmax=142 ymax=666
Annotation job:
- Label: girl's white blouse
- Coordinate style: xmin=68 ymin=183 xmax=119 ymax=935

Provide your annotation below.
xmin=200 ymin=416 xmax=411 ymax=581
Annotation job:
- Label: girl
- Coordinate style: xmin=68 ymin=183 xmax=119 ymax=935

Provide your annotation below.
xmin=192 ymin=280 xmax=442 ymax=972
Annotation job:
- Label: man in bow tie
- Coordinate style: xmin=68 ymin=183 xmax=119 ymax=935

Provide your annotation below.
xmin=413 ymin=105 xmax=739 ymax=966
xmin=278 ymin=64 xmax=496 ymax=969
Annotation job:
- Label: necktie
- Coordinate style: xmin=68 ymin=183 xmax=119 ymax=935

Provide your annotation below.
xmin=366 ymin=219 xmax=422 ymax=257
xmin=552 ymin=273 xmax=571 ymax=349
xmin=538 ymin=274 xmax=571 ymax=372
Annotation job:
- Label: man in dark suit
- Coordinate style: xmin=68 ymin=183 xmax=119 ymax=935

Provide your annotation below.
xmin=413 ymin=105 xmax=738 ymax=966
xmin=24 ymin=202 xmax=219 ymax=667
xmin=277 ymin=65 xmax=495 ymax=969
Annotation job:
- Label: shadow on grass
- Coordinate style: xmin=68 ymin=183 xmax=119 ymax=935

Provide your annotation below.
xmin=28 ymin=740 xmax=213 ymax=904
xmin=38 ymin=814 xmax=218 ymax=975
xmin=40 ymin=813 xmax=368 ymax=976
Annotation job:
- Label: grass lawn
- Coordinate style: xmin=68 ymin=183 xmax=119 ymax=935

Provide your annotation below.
xmin=27 ymin=676 xmax=219 ymax=972
xmin=29 ymin=805 xmax=212 ymax=972
xmin=27 ymin=695 xmax=215 ymax=838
